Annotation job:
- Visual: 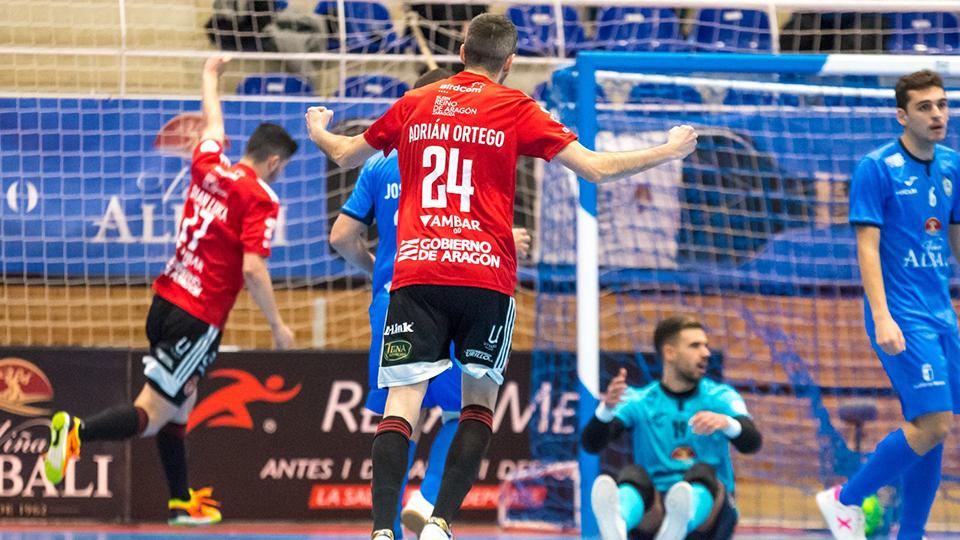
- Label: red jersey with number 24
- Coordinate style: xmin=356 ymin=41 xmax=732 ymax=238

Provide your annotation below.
xmin=153 ymin=140 xmax=280 ymax=328
xmin=364 ymin=71 xmax=577 ymax=295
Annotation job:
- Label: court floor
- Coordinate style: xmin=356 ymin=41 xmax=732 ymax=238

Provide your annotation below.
xmin=0 ymin=523 xmax=923 ymax=540
xmin=2 ymin=523 xmax=960 ymax=539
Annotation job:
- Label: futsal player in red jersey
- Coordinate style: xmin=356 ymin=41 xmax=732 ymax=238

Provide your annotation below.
xmin=306 ymin=14 xmax=697 ymax=540
xmin=43 ymin=56 xmax=298 ymax=525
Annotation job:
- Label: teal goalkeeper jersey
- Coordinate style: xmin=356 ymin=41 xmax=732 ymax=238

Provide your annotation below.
xmin=613 ymin=379 xmax=750 ymax=493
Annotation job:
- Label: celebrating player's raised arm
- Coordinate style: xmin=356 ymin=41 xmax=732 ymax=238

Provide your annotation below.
xmin=555 ymin=125 xmax=698 ymax=184
xmin=199 ymin=56 xmax=228 ymax=144
xmin=305 ymin=106 xmax=378 ymax=169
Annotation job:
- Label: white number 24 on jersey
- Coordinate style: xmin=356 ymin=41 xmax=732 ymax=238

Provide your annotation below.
xmin=421 ymin=145 xmax=474 ymax=212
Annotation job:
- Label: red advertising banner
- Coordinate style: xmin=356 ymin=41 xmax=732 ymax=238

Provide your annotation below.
xmin=0 ymin=348 xmax=130 ymax=520
xmin=131 ymin=350 xmax=568 ymax=522
xmin=0 ymin=347 xmax=574 ymax=524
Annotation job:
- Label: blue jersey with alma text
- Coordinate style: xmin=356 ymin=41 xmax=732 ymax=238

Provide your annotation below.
xmin=848 ymin=139 xmax=960 ymax=334
xmin=613 ymin=378 xmax=749 ymax=493
xmin=341 ymin=150 xmax=401 ymax=297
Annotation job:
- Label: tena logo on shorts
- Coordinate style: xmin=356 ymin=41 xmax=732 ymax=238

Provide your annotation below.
xmin=384 ymin=340 xmax=412 ymax=361
xmin=0 ymin=358 xmax=53 ymax=416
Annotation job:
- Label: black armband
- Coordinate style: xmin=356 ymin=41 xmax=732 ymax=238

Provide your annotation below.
xmin=730 ymin=415 xmax=762 ymax=454
xmin=581 ymin=416 xmax=627 ymax=454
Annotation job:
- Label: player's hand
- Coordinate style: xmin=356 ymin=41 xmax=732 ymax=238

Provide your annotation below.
xmin=874 ymin=315 xmax=905 ymax=355
xmin=666 ymin=125 xmax=697 ymax=160
xmin=306 ymin=106 xmax=335 ymax=143
xmin=513 ymin=228 xmax=532 ymax=258
xmin=203 ymin=56 xmax=230 ymax=77
xmin=689 ymin=411 xmax=730 ymax=436
xmin=272 ymin=323 xmax=295 ymax=350
xmin=603 ymin=368 xmax=628 ymax=409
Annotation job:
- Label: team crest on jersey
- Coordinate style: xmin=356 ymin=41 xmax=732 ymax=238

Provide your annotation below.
xmin=944 ymin=177 xmax=953 ymax=197
xmin=670 ymin=446 xmax=696 ymax=461
xmin=884 ymin=153 xmax=905 ymax=168
xmin=925 ymin=217 xmax=943 ymax=236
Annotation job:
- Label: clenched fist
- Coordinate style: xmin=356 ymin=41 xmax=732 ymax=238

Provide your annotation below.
xmin=305 ymin=106 xmax=335 ymax=144
xmin=667 ymin=125 xmax=698 ymax=160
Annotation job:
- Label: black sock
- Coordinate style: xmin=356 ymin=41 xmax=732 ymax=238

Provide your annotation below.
xmin=371 ymin=416 xmax=412 ymax=532
xmin=78 ymin=405 xmax=148 ymax=441
xmin=157 ymin=422 xmax=190 ymax=502
xmin=432 ymin=405 xmax=494 ymax=523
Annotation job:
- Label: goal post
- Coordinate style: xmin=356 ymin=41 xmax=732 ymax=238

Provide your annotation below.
xmin=571 ymin=51 xmax=960 ymax=535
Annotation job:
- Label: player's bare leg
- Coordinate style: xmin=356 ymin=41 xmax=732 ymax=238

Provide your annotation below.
xmin=421 ymin=373 xmax=499 ymax=539
xmin=133 ymin=384 xmax=180 ymax=436
xmin=371 ymin=380 xmax=429 ymax=540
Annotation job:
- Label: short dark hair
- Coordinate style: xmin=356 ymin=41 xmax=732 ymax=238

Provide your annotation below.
xmin=414 ymin=68 xmax=454 ymax=89
xmin=463 ymin=14 xmax=517 ymax=74
xmin=653 ymin=315 xmax=704 ymax=356
xmin=245 ymin=123 xmax=298 ymax=163
xmin=896 ymin=69 xmax=945 ymax=110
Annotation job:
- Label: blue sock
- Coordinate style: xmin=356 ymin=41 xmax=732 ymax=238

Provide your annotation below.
xmin=898 ymin=443 xmax=942 ymax=540
xmin=393 ymin=441 xmax=417 ymax=538
xmin=618 ymin=484 xmax=646 ymax=531
xmin=840 ymin=429 xmax=922 ymax=506
xmin=688 ymin=483 xmax=714 ymax=532
xmin=421 ymin=418 xmax=457 ymax=504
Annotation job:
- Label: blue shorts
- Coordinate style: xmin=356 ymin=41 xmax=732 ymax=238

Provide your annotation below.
xmin=872 ymin=328 xmax=960 ymax=421
xmin=365 ymin=292 xmax=462 ymax=414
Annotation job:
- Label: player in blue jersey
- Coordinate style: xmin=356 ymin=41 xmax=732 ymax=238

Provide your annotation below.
xmin=817 ymin=70 xmax=960 ymax=540
xmin=582 ymin=316 xmax=762 ymax=540
xmin=329 ymin=68 xmax=532 ymax=538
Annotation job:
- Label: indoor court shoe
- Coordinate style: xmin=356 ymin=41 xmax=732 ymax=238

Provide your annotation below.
xmin=655 ymin=481 xmax=695 ymax=540
xmin=371 ymin=529 xmax=394 ymax=540
xmin=168 ymin=487 xmax=222 ymax=525
xmin=816 ymin=485 xmax=866 ymax=540
xmin=400 ymin=489 xmax=434 ymax=534
xmin=591 ymin=474 xmax=627 ymax=540
xmin=43 ymin=411 xmax=81 ymax=485
xmin=420 ymin=516 xmax=454 ymax=540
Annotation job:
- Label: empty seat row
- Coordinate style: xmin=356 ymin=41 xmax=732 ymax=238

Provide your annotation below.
xmin=237 ymin=73 xmax=410 ymax=98
xmin=303 ymin=2 xmax=960 ymax=56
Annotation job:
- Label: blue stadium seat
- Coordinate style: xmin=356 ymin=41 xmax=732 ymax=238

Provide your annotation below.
xmin=690 ymin=9 xmax=772 ymax=52
xmin=628 ymin=83 xmax=702 ymax=105
xmin=886 ymin=12 xmax=960 ymax=54
xmin=593 ymin=7 xmax=686 ymax=52
xmin=336 ymin=75 xmax=410 ymax=98
xmin=723 ymin=88 xmax=802 ymax=107
xmin=237 ymin=73 xmax=314 ymax=96
xmin=532 ymin=81 xmax=550 ymax=102
xmin=507 ymin=4 xmax=586 ymax=57
xmin=314 ymin=1 xmax=411 ymax=53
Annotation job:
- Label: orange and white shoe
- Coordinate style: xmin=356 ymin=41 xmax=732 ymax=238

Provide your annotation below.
xmin=168 ymin=487 xmax=222 ymax=526
xmin=43 ymin=411 xmax=81 ymax=485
